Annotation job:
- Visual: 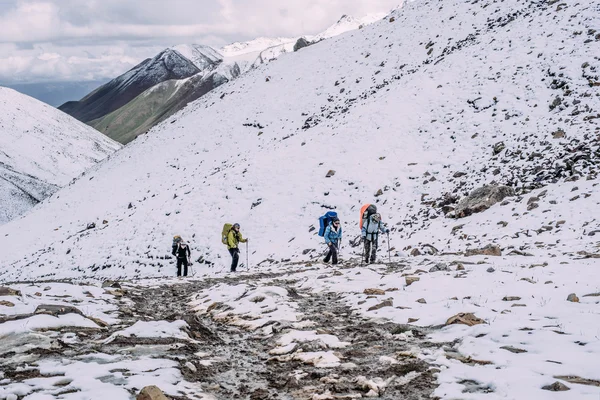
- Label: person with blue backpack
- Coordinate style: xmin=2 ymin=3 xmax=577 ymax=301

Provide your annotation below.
xmin=323 ymin=217 xmax=342 ymax=265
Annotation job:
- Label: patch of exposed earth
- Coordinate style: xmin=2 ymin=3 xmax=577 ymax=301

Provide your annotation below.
xmin=0 ymin=263 xmax=441 ymax=399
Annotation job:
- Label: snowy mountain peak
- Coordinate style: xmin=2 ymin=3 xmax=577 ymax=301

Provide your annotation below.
xmin=172 ymin=44 xmax=223 ymax=71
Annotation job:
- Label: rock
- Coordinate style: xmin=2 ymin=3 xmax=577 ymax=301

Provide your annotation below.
xmin=0 ymin=300 xmax=15 ymax=307
xmin=465 ymin=244 xmax=502 ymax=257
xmin=456 ymin=264 xmax=465 ymax=271
xmin=542 ymin=381 xmax=570 ymax=391
xmin=86 ymin=222 xmax=96 ymax=230
xmin=583 ymin=292 xmax=600 ymax=297
xmin=455 ymin=185 xmax=515 ymax=218
xmin=567 ymin=293 xmax=579 ymax=302
xmin=486 ymin=267 xmax=495 ymax=273
xmin=184 ymin=362 xmax=197 ymax=373
xmin=368 ymin=300 xmax=393 ymax=311
xmin=410 ymin=248 xmax=421 ymax=256
xmin=503 ymin=296 xmax=521 ymax=301
xmin=374 ymin=188 xmax=384 ymax=197
xmin=527 ymin=202 xmax=539 ymax=211
xmin=405 ymin=276 xmax=420 ymax=286
xmin=137 ymin=385 xmax=169 ymax=400
xmin=293 ymin=37 xmax=310 ymax=52
xmin=325 ymin=169 xmax=336 ymax=178
xmin=429 ymin=263 xmax=450 ymax=272
xmin=0 ymin=287 xmax=21 ymax=296
xmin=102 ymin=280 xmax=122 ymax=289
xmin=34 ymin=304 xmax=83 ymax=316
xmin=493 ymin=141 xmax=506 ymax=155
xmin=389 ymin=16 xmax=395 ymax=22
xmin=500 ymin=345 xmax=527 ymax=354
xmin=552 ymin=129 xmax=566 ymax=139
xmin=363 ymin=288 xmax=385 ymax=296
xmin=445 ymin=312 xmax=485 ymax=326
xmin=416 ymin=298 xmax=427 ymax=304
xmin=408 ymin=318 xmax=419 ymax=323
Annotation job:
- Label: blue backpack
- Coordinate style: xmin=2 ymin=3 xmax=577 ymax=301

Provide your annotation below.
xmin=318 ymin=211 xmax=338 ymax=237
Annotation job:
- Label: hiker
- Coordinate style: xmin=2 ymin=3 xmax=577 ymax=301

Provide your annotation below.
xmin=323 ymin=217 xmax=342 ymax=264
xmin=361 ymin=212 xmax=389 ymax=264
xmin=227 ymin=223 xmax=248 ymax=272
xmin=172 ymin=240 xmax=191 ymax=277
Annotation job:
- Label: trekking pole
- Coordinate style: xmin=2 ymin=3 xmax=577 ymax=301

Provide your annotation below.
xmin=387 ymin=231 xmax=391 ymax=263
xmin=246 ymin=242 xmax=249 ymax=270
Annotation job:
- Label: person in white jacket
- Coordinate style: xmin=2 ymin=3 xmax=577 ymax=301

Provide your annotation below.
xmin=361 ymin=213 xmax=388 ymax=264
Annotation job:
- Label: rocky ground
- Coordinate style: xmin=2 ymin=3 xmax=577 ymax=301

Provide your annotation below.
xmin=0 ymin=261 xmax=443 ymax=400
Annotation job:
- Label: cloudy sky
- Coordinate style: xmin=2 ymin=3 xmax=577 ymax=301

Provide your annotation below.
xmin=0 ymin=0 xmax=400 ymax=85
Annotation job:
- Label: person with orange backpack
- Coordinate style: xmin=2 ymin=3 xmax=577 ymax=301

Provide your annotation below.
xmin=361 ymin=204 xmax=389 ymax=264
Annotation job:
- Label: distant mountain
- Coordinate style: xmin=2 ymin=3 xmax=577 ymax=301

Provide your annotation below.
xmin=89 ymin=70 xmax=235 ymax=144
xmin=0 ymin=87 xmax=121 ymax=225
xmin=58 ymin=49 xmax=200 ymax=123
xmin=3 ymin=80 xmax=108 ymax=107
xmin=61 ymin=14 xmax=386 ymax=145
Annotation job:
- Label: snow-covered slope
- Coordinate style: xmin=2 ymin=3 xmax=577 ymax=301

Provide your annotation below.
xmin=1 ymin=0 xmax=598 ymax=278
xmin=0 ymin=87 xmax=122 ymax=224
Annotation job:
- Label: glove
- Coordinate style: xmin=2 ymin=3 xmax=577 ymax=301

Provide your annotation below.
xmin=386 ymin=229 xmax=390 ymax=233
xmin=327 ymin=242 xmax=332 ymax=247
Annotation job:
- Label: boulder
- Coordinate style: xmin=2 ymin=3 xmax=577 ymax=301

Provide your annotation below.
xmin=455 ymin=185 xmax=515 ymax=218
xmin=367 ymin=300 xmax=393 ymax=311
xmin=566 ymin=293 xmax=579 ymax=302
xmin=0 ymin=287 xmax=21 ymax=296
xmin=325 ymin=169 xmax=336 ymax=178
xmin=34 ymin=304 xmax=83 ymax=316
xmin=542 ymin=382 xmax=570 ymax=391
xmin=0 ymin=300 xmax=15 ymax=307
xmin=405 ymin=277 xmax=420 ymax=286
xmin=137 ymin=386 xmax=169 ymax=400
xmin=465 ymin=244 xmax=502 ymax=257
xmin=363 ymin=288 xmax=385 ymax=296
xmin=445 ymin=312 xmax=485 ymax=327
xmin=293 ymin=37 xmax=310 ymax=52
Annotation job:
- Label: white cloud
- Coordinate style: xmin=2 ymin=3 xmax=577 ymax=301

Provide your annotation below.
xmin=0 ymin=0 xmax=401 ymax=84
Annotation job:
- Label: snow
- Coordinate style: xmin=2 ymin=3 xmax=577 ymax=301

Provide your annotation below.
xmin=105 ymin=320 xmax=190 ymax=342
xmin=1 ymin=0 xmax=600 ymax=398
xmin=0 ymin=87 xmax=121 ymax=224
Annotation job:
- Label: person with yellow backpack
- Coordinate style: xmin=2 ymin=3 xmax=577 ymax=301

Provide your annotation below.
xmin=222 ymin=223 xmax=249 ymax=272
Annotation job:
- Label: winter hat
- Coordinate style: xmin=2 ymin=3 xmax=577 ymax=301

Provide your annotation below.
xmin=332 ymin=217 xmax=340 ymax=223
xmin=233 ymin=223 xmax=240 ymax=228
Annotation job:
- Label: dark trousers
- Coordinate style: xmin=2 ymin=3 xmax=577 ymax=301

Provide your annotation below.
xmin=364 ymin=238 xmax=378 ymax=263
xmin=229 ymin=248 xmax=240 ymax=271
xmin=324 ymin=243 xmax=339 ymax=264
xmin=176 ymin=257 xmax=188 ymax=276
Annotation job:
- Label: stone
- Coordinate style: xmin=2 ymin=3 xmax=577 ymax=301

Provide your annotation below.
xmin=527 ymin=202 xmax=539 ymax=211
xmin=416 ymin=298 xmax=427 ymax=304
xmin=293 ymin=37 xmax=310 ymax=52
xmin=102 ymin=280 xmax=121 ymax=289
xmin=374 ymin=188 xmax=384 ymax=197
xmin=363 ymin=288 xmax=385 ymax=296
xmin=552 ymin=129 xmax=566 ymax=139
xmin=429 ymin=263 xmax=450 ymax=272
xmin=465 ymin=244 xmax=502 ymax=257
xmin=34 ymin=304 xmax=84 ymax=316
xmin=137 ymin=385 xmax=169 ymax=400
xmin=410 ymin=248 xmax=421 ymax=256
xmin=486 ymin=267 xmax=495 ymax=273
xmin=325 ymin=169 xmax=336 ymax=178
xmin=553 ymin=375 xmax=600 ymax=387
xmin=583 ymin=292 xmax=600 ymax=297
xmin=503 ymin=296 xmax=521 ymax=301
xmin=405 ymin=276 xmax=420 ymax=286
xmin=455 ymin=185 xmax=515 ymax=218
xmin=0 ymin=300 xmax=15 ymax=307
xmin=368 ymin=300 xmax=393 ymax=311
xmin=542 ymin=381 xmax=570 ymax=391
xmin=493 ymin=141 xmax=506 ymax=155
xmin=500 ymin=345 xmax=527 ymax=353
xmin=0 ymin=287 xmax=21 ymax=297
xmin=408 ymin=318 xmax=419 ymax=323
xmin=456 ymin=264 xmax=465 ymax=271
xmin=445 ymin=312 xmax=486 ymax=327
xmin=566 ymin=293 xmax=579 ymax=302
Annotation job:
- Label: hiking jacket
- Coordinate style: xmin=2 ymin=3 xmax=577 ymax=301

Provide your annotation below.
xmin=227 ymin=229 xmax=247 ymax=250
xmin=361 ymin=215 xmax=387 ymax=242
xmin=174 ymin=244 xmax=191 ymax=259
xmin=324 ymin=223 xmax=342 ymax=245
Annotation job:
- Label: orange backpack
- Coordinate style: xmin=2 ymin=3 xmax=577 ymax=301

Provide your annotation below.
xmin=360 ymin=204 xmax=377 ymax=229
